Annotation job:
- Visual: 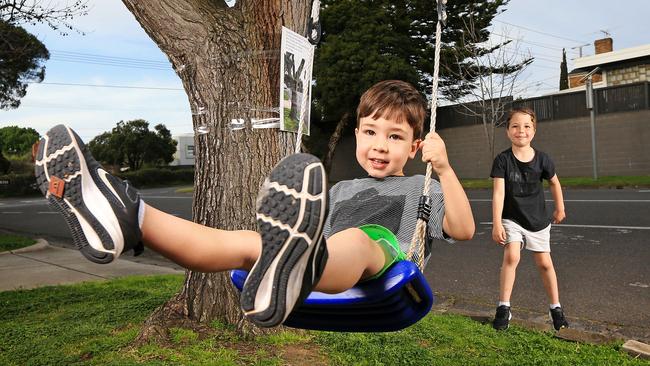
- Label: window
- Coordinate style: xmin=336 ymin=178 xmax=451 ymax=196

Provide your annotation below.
xmin=186 ymin=145 xmax=195 ymax=158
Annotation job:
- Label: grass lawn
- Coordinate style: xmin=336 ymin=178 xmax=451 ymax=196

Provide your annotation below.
xmin=461 ymin=175 xmax=650 ymax=189
xmin=177 ymin=176 xmax=650 ymax=193
xmin=0 ymin=275 xmax=645 ymax=365
xmin=0 ymin=233 xmax=36 ymax=252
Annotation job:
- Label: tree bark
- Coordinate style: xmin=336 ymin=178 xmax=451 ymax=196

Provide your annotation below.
xmin=121 ymin=0 xmax=312 ymax=337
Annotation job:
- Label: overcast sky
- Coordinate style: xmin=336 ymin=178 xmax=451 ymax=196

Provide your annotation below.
xmin=2 ymin=1 xmax=649 ymax=141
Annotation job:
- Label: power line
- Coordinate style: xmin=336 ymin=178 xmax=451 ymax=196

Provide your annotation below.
xmin=494 ymin=20 xmax=589 ymax=44
xmin=51 ymin=50 xmax=170 ymax=66
xmin=47 ymin=49 xmax=173 ymax=71
xmin=491 ymin=32 xmax=580 ymax=56
xmin=49 ymin=57 xmax=172 ymax=71
xmin=30 ymin=81 xmax=184 ymax=91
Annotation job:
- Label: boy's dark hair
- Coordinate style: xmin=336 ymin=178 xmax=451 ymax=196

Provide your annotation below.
xmin=357 ymin=80 xmax=426 ymax=139
xmin=506 ymin=107 xmax=537 ymax=128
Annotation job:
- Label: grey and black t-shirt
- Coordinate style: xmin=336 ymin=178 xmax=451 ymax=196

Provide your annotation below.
xmin=490 ymin=148 xmax=556 ymax=232
xmin=322 ymin=175 xmax=453 ymax=263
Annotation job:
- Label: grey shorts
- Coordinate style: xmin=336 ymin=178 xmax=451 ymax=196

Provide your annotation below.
xmin=502 ymin=219 xmax=551 ymax=252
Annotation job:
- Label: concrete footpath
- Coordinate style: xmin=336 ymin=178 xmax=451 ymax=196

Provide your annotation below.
xmin=1 ymin=240 xmax=648 ymax=360
xmin=0 ymin=239 xmax=183 ymax=291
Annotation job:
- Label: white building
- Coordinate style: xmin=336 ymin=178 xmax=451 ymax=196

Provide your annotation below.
xmin=170 ymin=133 xmax=195 ymax=166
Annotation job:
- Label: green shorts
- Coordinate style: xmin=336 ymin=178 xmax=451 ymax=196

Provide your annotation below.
xmin=359 ymin=224 xmax=407 ymax=281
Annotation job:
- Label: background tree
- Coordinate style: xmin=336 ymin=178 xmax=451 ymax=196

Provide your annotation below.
xmin=0 ymin=125 xmax=40 ymax=155
xmin=117 ymin=0 xmax=314 ymax=339
xmin=144 ymin=123 xmax=177 ymax=166
xmin=88 ymin=120 xmax=177 ymax=170
xmin=559 ymin=48 xmax=569 ymax=90
xmin=87 ymin=132 xmax=121 ymax=168
xmin=0 ymin=0 xmax=88 ymax=109
xmin=0 ymin=0 xmax=88 ymax=34
xmin=308 ymin=0 xmax=512 ymax=171
xmin=446 ymin=18 xmax=532 ymax=159
xmin=0 ymin=20 xmax=49 ymax=109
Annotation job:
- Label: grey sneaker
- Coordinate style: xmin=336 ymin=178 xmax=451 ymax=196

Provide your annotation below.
xmin=240 ymin=153 xmax=329 ymax=327
xmin=550 ymin=307 xmax=569 ymax=331
xmin=34 ymin=125 xmax=143 ymax=263
xmin=493 ymin=305 xmax=512 ymax=330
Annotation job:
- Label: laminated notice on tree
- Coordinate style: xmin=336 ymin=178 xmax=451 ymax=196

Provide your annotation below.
xmin=280 ymin=26 xmax=314 ymax=135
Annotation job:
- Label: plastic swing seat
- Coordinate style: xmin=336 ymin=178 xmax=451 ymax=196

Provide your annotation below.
xmin=230 ymin=260 xmax=434 ymax=332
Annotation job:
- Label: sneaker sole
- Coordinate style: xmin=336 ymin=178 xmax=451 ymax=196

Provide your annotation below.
xmin=34 ymin=125 xmax=126 ymax=263
xmin=241 ymin=154 xmax=328 ymax=327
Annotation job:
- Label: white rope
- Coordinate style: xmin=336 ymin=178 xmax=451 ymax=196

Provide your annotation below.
xmin=294 ymin=44 xmax=315 ymax=154
xmin=407 ymin=2 xmax=445 ymax=270
xmin=310 ymin=0 xmax=320 ymax=24
xmin=294 ymin=0 xmax=319 ymax=153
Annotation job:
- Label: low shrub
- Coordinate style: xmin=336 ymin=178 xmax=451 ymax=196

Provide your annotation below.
xmin=117 ymin=167 xmax=194 ymax=188
xmin=0 ymin=173 xmax=39 ymax=197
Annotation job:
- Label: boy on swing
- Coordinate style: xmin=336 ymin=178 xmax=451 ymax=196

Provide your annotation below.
xmin=35 ymin=80 xmax=475 ymax=327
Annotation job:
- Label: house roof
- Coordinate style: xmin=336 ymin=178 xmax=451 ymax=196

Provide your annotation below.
xmin=571 ymin=44 xmax=650 ymax=73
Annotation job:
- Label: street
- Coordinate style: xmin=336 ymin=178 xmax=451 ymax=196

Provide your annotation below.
xmin=1 ymin=187 xmax=648 ymax=341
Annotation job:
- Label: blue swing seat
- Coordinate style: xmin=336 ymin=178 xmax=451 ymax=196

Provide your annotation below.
xmin=230 ymin=260 xmax=434 ymax=332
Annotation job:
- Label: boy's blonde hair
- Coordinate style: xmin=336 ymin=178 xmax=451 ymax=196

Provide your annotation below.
xmin=506 ymin=107 xmax=537 ymax=128
xmin=357 ymin=80 xmax=426 ymax=139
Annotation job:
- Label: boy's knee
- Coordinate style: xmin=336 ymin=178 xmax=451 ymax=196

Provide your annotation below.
xmin=503 ymin=250 xmax=520 ymax=266
xmin=535 ymin=255 xmax=553 ymax=271
xmin=329 ymin=227 xmax=372 ymax=247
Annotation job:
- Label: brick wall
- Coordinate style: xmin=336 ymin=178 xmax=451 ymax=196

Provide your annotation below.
xmin=607 ymin=64 xmax=650 ymax=85
xmin=329 ymin=110 xmax=650 ymax=180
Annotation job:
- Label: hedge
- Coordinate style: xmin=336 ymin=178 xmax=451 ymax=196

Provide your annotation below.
xmin=0 ymin=173 xmax=40 ymax=197
xmin=0 ymin=168 xmax=195 ymax=197
xmin=117 ymin=167 xmax=195 ymax=188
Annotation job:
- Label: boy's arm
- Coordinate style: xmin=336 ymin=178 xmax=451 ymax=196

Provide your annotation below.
xmin=420 ymin=132 xmax=474 ymax=240
xmin=548 ymin=174 xmax=566 ymax=223
xmin=491 ymin=178 xmax=507 ymax=245
xmin=438 ymin=168 xmax=475 ymax=240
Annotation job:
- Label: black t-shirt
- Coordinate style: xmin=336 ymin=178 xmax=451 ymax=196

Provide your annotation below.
xmin=490 ymin=148 xmax=556 ymax=231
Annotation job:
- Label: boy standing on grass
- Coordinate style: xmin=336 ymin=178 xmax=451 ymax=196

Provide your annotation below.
xmin=490 ymin=107 xmax=569 ymax=331
xmin=34 ymin=80 xmax=474 ymax=328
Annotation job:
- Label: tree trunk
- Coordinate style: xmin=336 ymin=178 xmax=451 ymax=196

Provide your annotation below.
xmin=121 ymin=0 xmax=312 ymax=338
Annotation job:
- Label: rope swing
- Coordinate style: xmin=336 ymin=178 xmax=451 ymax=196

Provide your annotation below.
xmin=232 ymin=0 xmax=449 ymax=332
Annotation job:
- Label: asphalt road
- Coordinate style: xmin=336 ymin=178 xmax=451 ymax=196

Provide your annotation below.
xmin=1 ymin=187 xmax=648 ymax=340
xmin=429 ymin=188 xmax=650 ymax=342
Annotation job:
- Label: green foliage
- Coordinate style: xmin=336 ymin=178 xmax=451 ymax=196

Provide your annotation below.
xmin=0 ymin=172 xmax=39 ymax=197
xmin=0 ymin=276 xmax=643 ymax=365
xmin=0 ymin=233 xmax=36 ymax=252
xmin=0 ymin=125 xmax=40 ymax=155
xmin=0 ymin=275 xmax=184 ymax=365
xmin=5 ymin=152 xmax=34 ymax=174
xmin=0 ymin=152 xmax=9 ymax=174
xmin=460 ymin=176 xmax=650 ymax=189
xmin=118 ymin=167 xmax=194 ymax=188
xmin=560 ymin=48 xmax=569 ymax=90
xmin=315 ymin=314 xmax=646 ymax=365
xmin=0 ymin=20 xmax=50 ymax=109
xmin=88 ymin=119 xmax=177 ymax=170
xmin=313 ymin=0 xmax=509 ymax=124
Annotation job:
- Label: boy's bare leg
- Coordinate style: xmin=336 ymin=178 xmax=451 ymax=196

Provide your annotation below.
xmin=314 ymin=228 xmax=386 ymax=294
xmin=533 ymin=252 xmax=560 ymax=304
xmin=141 ymin=204 xmax=261 ymax=273
xmin=499 ymin=242 xmax=521 ymax=302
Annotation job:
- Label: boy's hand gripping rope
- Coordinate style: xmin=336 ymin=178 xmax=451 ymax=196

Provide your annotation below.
xmin=407 ymin=0 xmax=447 ymax=270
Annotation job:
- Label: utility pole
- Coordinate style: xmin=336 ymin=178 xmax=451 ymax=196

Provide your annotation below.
xmin=583 ymin=67 xmax=600 ymax=179
xmin=571 ymin=43 xmax=590 ymax=58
